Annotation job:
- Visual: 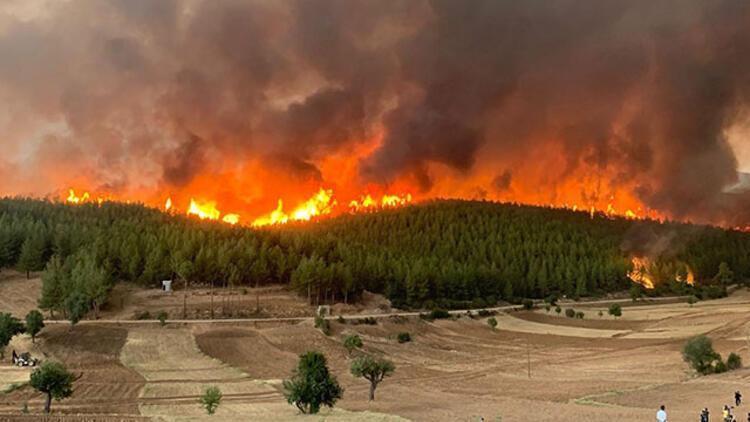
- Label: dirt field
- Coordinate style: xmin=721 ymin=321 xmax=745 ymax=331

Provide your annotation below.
xmin=0 ymin=270 xmax=41 ymax=318
xmin=2 ymin=287 xmax=750 ymax=420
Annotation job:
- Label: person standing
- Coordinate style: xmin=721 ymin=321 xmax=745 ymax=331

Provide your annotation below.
xmin=657 ymin=405 xmax=668 ymax=422
xmin=736 ymin=391 xmax=743 ymax=406
xmin=701 ymin=408 xmax=710 ymax=422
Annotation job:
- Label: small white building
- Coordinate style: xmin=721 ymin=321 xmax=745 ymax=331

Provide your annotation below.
xmin=162 ymin=280 xmax=172 ymax=292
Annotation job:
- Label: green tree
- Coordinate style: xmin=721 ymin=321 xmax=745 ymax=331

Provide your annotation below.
xmin=608 ymin=303 xmax=622 ymax=318
xmin=25 ymin=310 xmax=44 ymax=343
xmin=200 ymin=386 xmax=222 ymax=415
xmin=17 ymin=236 xmax=46 ymax=279
xmin=283 ymin=351 xmax=343 ymax=414
xmin=39 ymin=256 xmax=66 ymax=318
xmin=0 ymin=313 xmax=25 ymax=359
xmin=714 ymin=262 xmax=734 ymax=285
xmin=350 ymin=355 xmax=395 ymax=401
xmin=682 ymin=335 xmax=722 ymax=375
xmin=29 ymin=361 xmax=74 ymax=413
xmin=343 ymin=334 xmax=363 ymax=355
xmin=487 ymin=317 xmax=498 ymax=330
xmin=64 ymin=291 xmax=89 ymax=328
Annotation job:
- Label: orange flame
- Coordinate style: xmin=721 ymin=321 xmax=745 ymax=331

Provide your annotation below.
xmin=165 ymin=197 xmax=173 ymax=211
xmin=187 ymin=199 xmax=221 ymax=220
xmin=66 ymin=189 xmax=90 ymax=204
xmin=627 ymin=256 xmax=695 ymax=289
xmin=252 ymin=188 xmax=337 ymax=227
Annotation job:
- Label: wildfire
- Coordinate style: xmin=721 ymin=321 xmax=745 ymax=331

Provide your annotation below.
xmin=165 ymin=197 xmax=172 ymax=211
xmin=187 ymin=199 xmax=221 ymax=220
xmin=627 ymin=256 xmax=695 ymax=289
xmin=349 ymin=193 xmax=412 ymax=211
xmin=252 ymin=188 xmax=337 ymax=227
xmin=628 ymin=257 xmax=656 ymax=289
xmin=65 ymin=189 xmax=90 ymax=204
xmin=222 ymin=213 xmax=240 ymax=225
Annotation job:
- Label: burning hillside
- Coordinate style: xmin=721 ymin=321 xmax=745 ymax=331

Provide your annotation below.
xmin=1 ymin=1 xmax=750 ymax=228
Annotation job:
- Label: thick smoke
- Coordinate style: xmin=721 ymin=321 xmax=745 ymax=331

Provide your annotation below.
xmin=0 ymin=0 xmax=749 ymax=224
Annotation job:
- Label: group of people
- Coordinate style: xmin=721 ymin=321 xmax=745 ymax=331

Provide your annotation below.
xmin=657 ymin=392 xmax=747 ymax=422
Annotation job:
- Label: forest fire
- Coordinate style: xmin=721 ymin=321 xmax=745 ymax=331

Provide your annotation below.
xmin=628 ymin=256 xmax=695 ymax=289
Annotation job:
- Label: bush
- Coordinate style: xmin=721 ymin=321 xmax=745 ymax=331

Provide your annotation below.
xmin=157 ymin=311 xmax=168 ymax=326
xmin=682 ymin=335 xmax=722 ymax=375
xmin=429 ymin=309 xmax=451 ymax=320
xmin=315 ymin=316 xmax=331 ymax=336
xmin=544 ymin=305 xmax=551 ymax=312
xmin=687 ymin=296 xmax=698 ymax=306
xmin=388 ymin=315 xmax=407 ymax=324
xmin=135 ymin=310 xmax=152 ymax=320
xmin=714 ymin=360 xmax=728 ymax=374
xmin=575 ymin=311 xmax=584 ymax=319
xmin=343 ymin=334 xmax=363 ymax=354
xmin=565 ymin=308 xmax=575 ymax=318
xmin=555 ymin=306 xmax=562 ymax=315
xmin=200 ymin=386 xmax=222 ymax=415
xmin=337 ymin=315 xmax=346 ymax=324
xmin=522 ymin=299 xmax=534 ymax=310
xmin=477 ymin=309 xmax=496 ymax=317
xmin=545 ymin=294 xmax=559 ymax=306
xmin=487 ymin=317 xmax=498 ymax=330
xmin=629 ymin=285 xmax=642 ymax=302
xmin=727 ymin=352 xmax=743 ymax=370
xmin=397 ymin=332 xmax=411 ymax=343
xmin=608 ymin=304 xmax=622 ymax=318
xmin=597 ymin=310 xmax=603 ymax=318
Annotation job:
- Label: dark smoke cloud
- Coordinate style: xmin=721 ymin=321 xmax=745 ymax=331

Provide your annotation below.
xmin=0 ymin=0 xmax=749 ymax=224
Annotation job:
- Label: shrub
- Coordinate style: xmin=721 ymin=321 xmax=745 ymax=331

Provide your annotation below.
xmin=200 ymin=386 xmax=222 ymax=415
xmin=545 ymin=294 xmax=559 ymax=306
xmin=555 ymin=306 xmax=562 ymax=315
xmin=598 ymin=310 xmax=603 ymax=318
xmin=487 ymin=317 xmax=498 ymax=330
xmin=687 ymin=296 xmax=698 ymax=306
xmin=397 ymin=332 xmax=411 ymax=343
xmin=629 ymin=285 xmax=642 ymax=302
xmin=135 ymin=311 xmax=152 ymax=320
xmin=389 ymin=315 xmax=407 ymax=324
xmin=575 ymin=311 xmax=584 ymax=319
xmin=608 ymin=304 xmax=622 ymax=318
xmin=714 ymin=360 xmax=728 ymax=374
xmin=337 ymin=315 xmax=346 ymax=324
xmin=477 ymin=309 xmax=496 ymax=317
xmin=157 ymin=311 xmax=168 ymax=327
xmin=522 ymin=299 xmax=534 ymax=310
xmin=682 ymin=335 xmax=722 ymax=375
xmin=727 ymin=352 xmax=743 ymax=370
xmin=565 ymin=308 xmax=575 ymax=318
xmin=429 ymin=309 xmax=451 ymax=320
xmin=343 ymin=334 xmax=363 ymax=355
xmin=283 ymin=351 xmax=342 ymax=414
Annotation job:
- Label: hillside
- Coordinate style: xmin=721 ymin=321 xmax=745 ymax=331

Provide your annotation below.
xmin=0 ymin=198 xmax=748 ymax=317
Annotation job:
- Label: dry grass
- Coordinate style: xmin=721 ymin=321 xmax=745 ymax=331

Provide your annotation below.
xmin=0 ymin=270 xmax=41 ymax=318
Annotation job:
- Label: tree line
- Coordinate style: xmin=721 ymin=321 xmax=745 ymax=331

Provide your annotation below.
xmin=1 ymin=198 xmax=749 ymax=316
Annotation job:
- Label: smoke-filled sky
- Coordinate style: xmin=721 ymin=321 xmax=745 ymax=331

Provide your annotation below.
xmin=0 ymin=0 xmax=749 ymax=225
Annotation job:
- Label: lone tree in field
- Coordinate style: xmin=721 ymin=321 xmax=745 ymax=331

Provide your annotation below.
xmin=283 ymin=351 xmax=343 ymax=414
xmin=608 ymin=303 xmax=622 ymax=318
xmin=200 ymin=386 xmax=222 ymax=415
xmin=350 ymin=355 xmax=395 ymax=401
xmin=682 ymin=335 xmax=722 ymax=375
xmin=343 ymin=334 xmax=363 ymax=355
xmin=25 ymin=310 xmax=44 ymax=343
xmin=0 ymin=312 xmax=25 ymax=359
xmin=487 ymin=317 xmax=498 ymax=330
xmin=29 ymin=361 xmax=74 ymax=414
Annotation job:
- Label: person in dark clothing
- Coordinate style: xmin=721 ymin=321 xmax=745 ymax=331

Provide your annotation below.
xmin=701 ymin=407 xmax=710 ymax=422
xmin=736 ymin=391 xmax=743 ymax=406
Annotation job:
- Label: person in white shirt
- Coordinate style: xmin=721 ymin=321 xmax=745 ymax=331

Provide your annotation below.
xmin=656 ymin=405 xmax=667 ymax=422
